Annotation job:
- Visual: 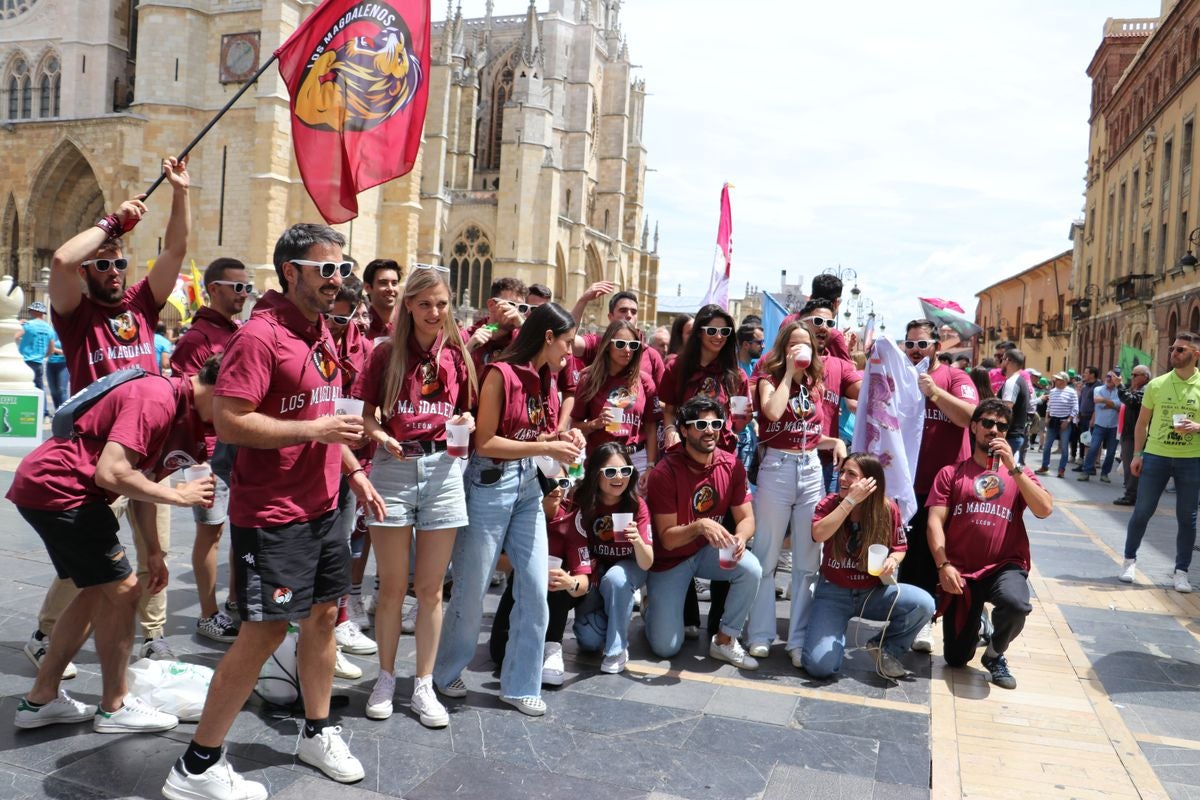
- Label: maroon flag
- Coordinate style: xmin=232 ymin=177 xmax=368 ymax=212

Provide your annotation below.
xmin=276 ymin=0 xmax=431 ymax=223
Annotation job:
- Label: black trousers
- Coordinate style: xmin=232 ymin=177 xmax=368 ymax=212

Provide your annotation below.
xmin=489 ymin=579 xmax=583 ymax=667
xmin=941 ymin=564 xmax=1032 ymax=667
xmin=900 ymin=493 xmax=937 ymax=597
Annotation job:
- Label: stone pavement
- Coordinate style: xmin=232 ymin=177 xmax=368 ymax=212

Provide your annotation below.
xmin=0 ymin=441 xmax=1196 ymax=800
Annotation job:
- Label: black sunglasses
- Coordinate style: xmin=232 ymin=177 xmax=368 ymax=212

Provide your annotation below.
xmin=904 ymin=340 xmax=935 ymax=349
xmin=549 ymin=477 xmax=572 ymax=490
xmin=600 ymin=466 xmax=635 ymax=479
xmin=1171 ymin=345 xmax=1196 ymax=354
xmin=684 ymin=418 xmax=726 ymax=431
xmin=291 ymin=259 xmax=354 ymax=279
xmin=611 ymin=340 xmax=642 ymax=351
xmin=700 ymin=326 xmax=733 ymax=337
xmin=324 ymin=313 xmax=352 ymax=325
xmin=82 ymin=258 xmax=129 ymax=272
xmin=977 ymin=418 xmax=1010 ymax=433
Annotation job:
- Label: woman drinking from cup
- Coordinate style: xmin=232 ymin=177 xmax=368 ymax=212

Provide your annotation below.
xmin=433 ymin=303 xmax=585 ymax=717
xmin=489 ymin=461 xmax=591 ymax=686
xmin=356 ymin=264 xmax=477 ymax=727
xmin=571 ymin=320 xmax=659 ymax=470
xmin=572 ymin=443 xmax=654 ymax=674
xmin=750 ymin=322 xmax=848 ymax=664
xmin=802 ymin=453 xmax=935 ymax=680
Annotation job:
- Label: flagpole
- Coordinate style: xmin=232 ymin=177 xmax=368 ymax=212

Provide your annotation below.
xmin=142 ymin=54 xmax=279 ymax=200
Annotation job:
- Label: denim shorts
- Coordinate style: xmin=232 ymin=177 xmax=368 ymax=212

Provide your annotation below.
xmin=192 ymin=442 xmax=236 ymax=526
xmin=368 ymin=447 xmax=469 ymax=531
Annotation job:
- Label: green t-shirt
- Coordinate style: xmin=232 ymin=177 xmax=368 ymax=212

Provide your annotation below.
xmin=1143 ymin=369 xmax=1200 ymax=458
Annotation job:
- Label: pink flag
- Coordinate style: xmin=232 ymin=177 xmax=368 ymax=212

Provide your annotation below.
xmin=700 ymin=184 xmax=733 ymax=310
xmin=918 ymin=297 xmax=965 ymax=314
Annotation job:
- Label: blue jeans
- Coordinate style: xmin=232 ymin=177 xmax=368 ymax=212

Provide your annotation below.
xmin=736 ymin=423 xmax=758 ymax=487
xmin=644 ymin=545 xmax=762 ymax=658
xmin=45 ymin=362 xmax=68 ymax=410
xmin=1040 ymin=419 xmax=1072 ymax=473
xmin=1082 ymin=425 xmax=1118 ymax=476
xmin=434 ymin=455 xmax=547 ymax=700
xmin=573 ymin=559 xmax=647 ymax=657
xmin=1123 ymin=453 xmax=1200 ymax=573
xmin=1005 ymin=434 xmax=1026 ymax=465
xmin=749 ymin=449 xmax=824 ymax=650
xmin=802 ymin=575 xmax=935 ymax=678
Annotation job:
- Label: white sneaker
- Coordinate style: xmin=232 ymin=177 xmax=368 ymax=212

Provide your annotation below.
xmin=333 ymin=646 xmax=362 ymax=680
xmin=366 ymin=671 xmax=395 ymax=720
xmin=93 ymin=694 xmax=178 ymax=733
xmin=867 ymin=644 xmax=908 ymax=679
xmin=778 ymin=550 xmax=794 ymax=573
xmin=683 ymin=625 xmax=700 ymax=640
xmin=14 ymin=691 xmax=96 ymax=729
xmin=709 ymin=635 xmax=759 ymax=670
xmin=747 ymin=643 xmax=770 ymax=659
xmin=1120 ymin=559 xmax=1137 ymax=583
xmin=694 ymin=579 xmax=712 ymax=602
xmin=348 ymin=595 xmax=370 ymax=631
xmin=787 ymin=648 xmax=804 ymax=670
xmin=141 ymin=636 xmax=177 ymax=661
xmin=401 ymin=600 xmax=419 ymax=635
xmin=542 ymin=642 xmax=565 ymax=686
xmin=334 ymin=620 xmax=377 ymax=655
xmin=411 ymin=676 xmax=449 ymax=728
xmin=162 ymin=753 xmax=268 ymax=800
xmin=600 ymin=649 xmax=628 ymax=674
xmin=1175 ymin=570 xmax=1193 ymax=593
xmin=912 ymin=622 xmax=934 ymax=653
xmin=24 ymin=632 xmax=77 ymax=680
xmin=297 ymin=725 xmax=364 ymax=783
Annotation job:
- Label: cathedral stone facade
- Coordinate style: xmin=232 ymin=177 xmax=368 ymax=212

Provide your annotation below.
xmin=0 ymin=0 xmax=659 ymax=327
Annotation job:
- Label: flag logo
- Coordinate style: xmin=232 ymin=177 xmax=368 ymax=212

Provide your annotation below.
xmin=312 ymin=349 xmax=340 ymax=382
xmin=293 ymin=3 xmax=423 ymax=134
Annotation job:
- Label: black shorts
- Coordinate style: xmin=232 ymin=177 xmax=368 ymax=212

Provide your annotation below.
xmin=18 ymin=502 xmax=133 ymax=588
xmin=232 ymin=507 xmax=350 ymax=622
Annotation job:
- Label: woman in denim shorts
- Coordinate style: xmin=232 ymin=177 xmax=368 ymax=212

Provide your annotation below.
xmin=356 ymin=265 xmax=477 ymax=728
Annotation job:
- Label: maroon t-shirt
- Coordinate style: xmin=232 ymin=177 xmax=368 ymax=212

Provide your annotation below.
xmin=927 ymin=458 xmax=1038 ymax=580
xmin=467 ymin=316 xmax=518 ymax=371
xmin=547 ymin=499 xmax=592 ymax=576
xmin=571 ymin=369 xmax=657 ymax=451
xmin=560 ymin=354 xmax=583 ymax=399
xmin=580 ymin=333 xmax=666 ymax=386
xmin=647 ymin=447 xmax=748 ymax=572
xmin=483 ymin=361 xmax=560 ymax=443
xmin=812 ymin=493 xmax=907 ymax=589
xmin=7 ymin=375 xmax=206 ymax=511
xmin=215 ymin=291 xmax=345 ymax=528
xmin=366 ymin=307 xmax=393 ymax=341
xmin=354 ymin=333 xmax=470 ymax=441
xmin=52 ymin=278 xmax=162 ymax=393
xmin=171 ymin=307 xmax=240 ymax=457
xmin=756 ymin=373 xmax=825 ymax=451
xmin=660 ymin=358 xmax=748 ymax=452
xmin=915 ymin=365 xmax=979 ymax=494
xmin=580 ymin=498 xmax=652 ymax=568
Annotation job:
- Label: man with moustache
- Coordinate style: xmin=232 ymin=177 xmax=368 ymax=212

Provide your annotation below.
xmin=171 ymin=257 xmax=250 ymax=644
xmin=902 ymin=318 xmax=979 ymax=652
xmin=25 ymin=157 xmax=191 ymax=675
xmin=926 ymin=399 xmax=1053 ymax=689
xmin=163 ymin=224 xmax=386 ymax=800
xmin=362 ymin=258 xmax=401 ymax=340
xmin=1114 ymin=364 xmax=1152 ymax=505
xmin=1120 ymin=332 xmax=1200 ymax=592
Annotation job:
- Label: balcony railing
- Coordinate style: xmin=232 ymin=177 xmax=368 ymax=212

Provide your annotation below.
xmin=1113 ymin=273 xmax=1155 ymax=304
xmin=1023 ymin=323 xmax=1043 ymax=340
xmin=1045 ymin=314 xmax=1069 ymax=338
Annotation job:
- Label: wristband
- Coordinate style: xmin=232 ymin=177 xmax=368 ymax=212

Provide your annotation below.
xmin=95 ymin=214 xmax=122 ymax=239
xmin=843 ymin=497 xmax=857 ymax=508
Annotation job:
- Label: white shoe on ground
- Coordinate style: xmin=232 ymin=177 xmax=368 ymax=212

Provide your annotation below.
xmin=24 ymin=632 xmax=76 ymax=680
xmin=333 ymin=646 xmax=362 ymax=680
xmin=348 ymin=595 xmax=370 ymax=631
xmin=709 ymin=635 xmax=759 ymax=670
xmin=162 ymin=753 xmax=267 ymax=800
xmin=411 ymin=675 xmax=449 ymax=728
xmin=141 ymin=636 xmax=177 ymax=661
xmin=1175 ymin=570 xmax=1193 ymax=593
xmin=334 ymin=620 xmax=377 ymax=655
xmin=542 ymin=642 xmax=565 ymax=686
xmin=401 ymin=600 xmax=419 ymax=635
xmin=297 ymin=725 xmax=364 ymax=783
xmin=14 ymin=691 xmax=95 ymax=729
xmin=1120 ymin=559 xmax=1137 ymax=583
xmin=912 ymin=622 xmax=934 ymax=653
xmin=500 ymin=695 xmax=547 ymax=716
xmin=366 ymin=671 xmax=395 ymax=720
xmin=600 ymin=649 xmax=628 ymax=674
xmin=93 ymin=694 xmax=178 ymax=733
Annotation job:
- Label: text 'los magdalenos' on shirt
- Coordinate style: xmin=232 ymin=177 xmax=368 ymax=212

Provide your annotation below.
xmin=52 ymin=277 xmax=162 ymax=394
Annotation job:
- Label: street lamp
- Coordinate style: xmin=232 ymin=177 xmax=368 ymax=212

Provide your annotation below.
xmin=1180 ymin=227 xmax=1200 ymax=268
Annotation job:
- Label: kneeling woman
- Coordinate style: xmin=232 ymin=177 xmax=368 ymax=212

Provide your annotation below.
xmin=802 ymin=454 xmax=935 ymax=680
xmin=572 ymin=443 xmax=654 ymax=674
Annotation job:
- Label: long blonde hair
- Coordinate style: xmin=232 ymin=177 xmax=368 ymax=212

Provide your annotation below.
xmin=578 ymin=320 xmax=643 ymax=405
xmin=380 ymin=268 xmax=478 ymax=416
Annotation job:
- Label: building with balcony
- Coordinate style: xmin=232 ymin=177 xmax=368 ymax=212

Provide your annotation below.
xmin=974 ymin=250 xmax=1074 ymax=375
xmin=1075 ymin=2 xmax=1200 ymax=372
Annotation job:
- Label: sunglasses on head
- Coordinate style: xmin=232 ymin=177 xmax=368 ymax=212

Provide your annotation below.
xmin=611 ymin=339 xmax=641 ymax=351
xmin=208 ymin=279 xmax=249 ymax=295
xmin=323 ymin=312 xmax=352 ymax=326
xmin=684 ymin=418 xmax=726 ymax=432
xmin=904 ymin=340 xmax=935 ymax=349
xmin=82 ymin=258 xmax=128 ymax=272
xmin=290 ymin=259 xmax=354 ymax=279
xmin=977 ymin=418 xmax=1010 ymax=432
xmin=549 ymin=477 xmax=572 ymax=490
xmin=700 ymin=326 xmax=732 ymax=337
xmin=600 ymin=466 xmax=635 ymax=479
xmin=801 ymin=316 xmax=838 ymax=329
xmin=412 ymin=263 xmax=450 ymax=273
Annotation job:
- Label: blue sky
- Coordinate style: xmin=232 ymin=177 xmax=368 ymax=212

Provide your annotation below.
xmin=483 ymin=0 xmax=1163 ymax=332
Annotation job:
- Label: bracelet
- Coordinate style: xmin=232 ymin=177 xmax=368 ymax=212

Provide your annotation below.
xmin=346 ymin=467 xmax=365 ymax=479
xmin=1007 ymin=465 xmax=1023 ymax=476
xmin=937 ymin=561 xmax=953 ymax=571
xmin=95 ymin=214 xmax=122 ymax=239
xmin=842 ymin=497 xmax=857 ymax=508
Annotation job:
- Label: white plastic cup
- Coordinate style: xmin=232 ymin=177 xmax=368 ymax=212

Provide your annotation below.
xmin=719 ymin=543 xmax=737 ymax=569
xmin=534 ymin=455 xmax=561 ymax=478
xmin=334 ymin=398 xmax=364 ymax=417
xmin=547 ymin=556 xmax=563 ymax=572
xmin=183 ymin=463 xmax=212 ymax=483
xmin=793 ymin=344 xmax=813 ymax=370
xmin=729 ymin=396 xmax=750 ymax=415
xmin=446 ymin=421 xmax=470 ymax=458
xmin=867 ymin=544 xmax=889 ymax=577
xmin=611 ymin=512 xmax=634 ymax=533
xmin=1175 ymin=413 xmax=1190 ymax=430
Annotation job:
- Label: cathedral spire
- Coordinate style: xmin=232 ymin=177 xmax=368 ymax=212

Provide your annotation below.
xmin=440 ymin=0 xmax=454 ymax=59
xmin=641 ymin=219 xmax=649 ymax=250
xmin=653 ymin=221 xmax=659 ymax=253
xmin=452 ymin=4 xmax=465 ymax=57
xmin=519 ymin=0 xmax=542 ymax=68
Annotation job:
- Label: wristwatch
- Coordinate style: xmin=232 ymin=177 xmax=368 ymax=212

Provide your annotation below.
xmin=1007 ymin=465 xmax=1023 ymax=476
xmin=572 ymin=578 xmax=581 ymax=593
xmin=937 ymin=561 xmax=953 ymax=571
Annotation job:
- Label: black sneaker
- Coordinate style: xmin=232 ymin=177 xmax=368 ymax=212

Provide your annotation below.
xmin=196 ymin=612 xmax=239 ymax=644
xmin=981 ymin=652 xmax=1017 ymax=689
xmin=1113 ymin=497 xmax=1136 ymax=506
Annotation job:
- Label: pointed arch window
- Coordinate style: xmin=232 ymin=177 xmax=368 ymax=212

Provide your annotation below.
xmin=7 ymin=59 xmax=30 ymax=120
xmin=37 ymin=54 xmax=60 ymax=118
xmin=476 ymin=50 xmax=519 ymax=172
xmin=446 ymin=225 xmax=494 ymax=311
xmin=0 ymin=1 xmax=41 ymax=20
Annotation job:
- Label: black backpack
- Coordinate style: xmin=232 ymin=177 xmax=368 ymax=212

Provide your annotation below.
xmin=52 ymin=367 xmax=151 ymax=440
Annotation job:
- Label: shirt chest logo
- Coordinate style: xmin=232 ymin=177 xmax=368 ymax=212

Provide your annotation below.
xmin=692 ymin=483 xmax=716 ymax=515
xmin=526 ymin=397 xmax=546 ymax=428
xmin=973 ymin=472 xmax=1005 ymax=501
xmin=312 ymin=349 xmax=339 ymax=383
xmin=418 ymin=359 xmax=443 ymax=398
xmin=593 ymin=515 xmax=616 ymax=542
xmin=698 ymin=376 xmax=720 ymax=399
xmin=108 ymin=312 xmax=139 ymax=343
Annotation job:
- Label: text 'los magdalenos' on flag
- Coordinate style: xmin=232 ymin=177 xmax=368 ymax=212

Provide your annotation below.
xmin=276 ymin=0 xmax=431 ymax=224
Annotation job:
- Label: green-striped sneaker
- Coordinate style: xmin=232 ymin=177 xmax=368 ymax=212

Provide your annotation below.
xmin=14 ymin=691 xmax=96 ymax=729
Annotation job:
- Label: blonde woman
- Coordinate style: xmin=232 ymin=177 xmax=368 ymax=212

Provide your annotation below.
xmin=355 ymin=264 xmax=477 ymax=727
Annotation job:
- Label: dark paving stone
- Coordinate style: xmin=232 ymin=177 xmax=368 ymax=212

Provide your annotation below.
xmin=445 ymin=706 xmax=579 ymax=769
xmin=792 ymin=696 xmax=927 ymax=743
xmin=1091 ymin=652 xmax=1174 ymax=684
xmin=703 ymin=685 xmax=797 ymax=726
xmin=623 ymin=674 xmax=719 ymax=711
xmin=559 ymin=670 xmax=636 ymax=700
xmin=760 ymin=764 xmax=875 ymax=800
xmin=1141 ymin=743 xmax=1200 ymax=787
xmin=684 ymin=715 xmax=878 ymax=777
xmin=1106 ymin=679 xmax=1200 ymax=712
xmin=369 ymin=736 xmax=457 ymax=797
xmin=874 ymin=738 xmax=930 ymax=789
xmin=0 ymin=763 xmax=119 ymax=799
xmin=1163 ymin=780 xmax=1200 ymax=800
xmin=405 ymin=754 xmax=649 ymax=800
xmin=540 ymin=689 xmax=703 ymax=746
xmin=271 ymin=775 xmax=393 ymax=799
